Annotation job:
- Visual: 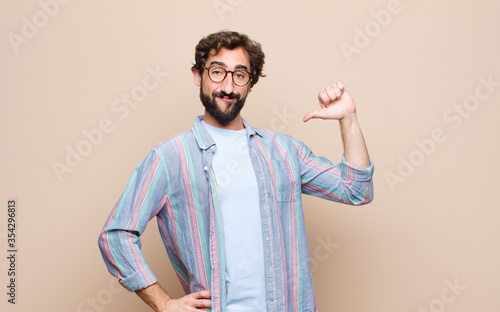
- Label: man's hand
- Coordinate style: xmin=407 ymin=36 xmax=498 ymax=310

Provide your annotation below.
xmin=303 ymin=81 xmax=356 ymax=122
xmin=136 ymin=283 xmax=211 ymax=312
xmin=162 ymin=291 xmax=212 ymax=312
xmin=303 ymin=80 xmax=371 ymax=168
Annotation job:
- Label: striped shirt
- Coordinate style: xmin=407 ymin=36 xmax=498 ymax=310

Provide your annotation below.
xmin=98 ymin=116 xmax=374 ymax=312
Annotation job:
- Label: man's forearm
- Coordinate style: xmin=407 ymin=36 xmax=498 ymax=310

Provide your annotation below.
xmin=135 ymin=283 xmax=172 ymax=312
xmin=339 ymin=113 xmax=370 ymax=168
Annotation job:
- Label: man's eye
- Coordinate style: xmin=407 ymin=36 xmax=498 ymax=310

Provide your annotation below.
xmin=235 ymin=72 xmax=246 ymax=78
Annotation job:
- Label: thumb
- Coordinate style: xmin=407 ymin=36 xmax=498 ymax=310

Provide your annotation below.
xmin=303 ymin=110 xmax=325 ymax=122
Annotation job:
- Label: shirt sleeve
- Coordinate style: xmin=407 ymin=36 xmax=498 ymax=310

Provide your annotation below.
xmin=294 ymin=138 xmax=374 ymax=205
xmin=98 ymin=148 xmax=168 ymax=291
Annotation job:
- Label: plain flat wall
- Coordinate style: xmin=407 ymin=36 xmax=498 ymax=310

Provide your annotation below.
xmin=1 ymin=0 xmax=499 ymax=311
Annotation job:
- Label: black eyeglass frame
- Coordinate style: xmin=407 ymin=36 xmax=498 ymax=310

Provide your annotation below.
xmin=204 ymin=66 xmax=253 ymax=87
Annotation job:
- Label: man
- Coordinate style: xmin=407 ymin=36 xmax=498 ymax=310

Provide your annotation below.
xmin=98 ymin=30 xmax=374 ymax=312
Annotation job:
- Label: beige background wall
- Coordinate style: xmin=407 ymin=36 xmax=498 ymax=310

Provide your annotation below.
xmin=1 ymin=0 xmax=499 ymax=311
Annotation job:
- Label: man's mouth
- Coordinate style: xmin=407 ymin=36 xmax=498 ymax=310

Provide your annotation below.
xmin=218 ymin=96 xmax=236 ymax=103
xmin=214 ymin=91 xmax=238 ymax=101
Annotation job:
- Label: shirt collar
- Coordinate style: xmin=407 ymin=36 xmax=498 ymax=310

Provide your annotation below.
xmin=192 ymin=115 xmax=262 ymax=150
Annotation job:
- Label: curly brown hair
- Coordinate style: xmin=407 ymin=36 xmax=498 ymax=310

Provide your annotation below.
xmin=192 ymin=30 xmax=265 ymax=88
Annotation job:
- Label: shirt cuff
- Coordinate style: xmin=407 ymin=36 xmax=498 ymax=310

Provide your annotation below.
xmin=118 ymin=266 xmax=158 ymax=292
xmin=341 ymin=155 xmax=374 ymax=182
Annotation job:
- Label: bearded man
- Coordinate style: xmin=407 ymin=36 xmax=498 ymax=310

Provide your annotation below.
xmin=98 ymin=30 xmax=374 ymax=312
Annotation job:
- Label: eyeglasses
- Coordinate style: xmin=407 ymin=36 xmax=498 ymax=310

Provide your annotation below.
xmin=205 ymin=66 xmax=252 ymax=87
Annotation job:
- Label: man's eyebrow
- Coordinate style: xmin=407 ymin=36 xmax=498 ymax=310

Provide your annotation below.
xmin=208 ymin=61 xmax=249 ymax=71
xmin=234 ymin=64 xmax=249 ymax=71
xmin=209 ymin=61 xmax=226 ymax=67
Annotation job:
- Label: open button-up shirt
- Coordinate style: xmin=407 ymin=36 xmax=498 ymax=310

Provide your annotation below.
xmin=98 ymin=116 xmax=374 ymax=312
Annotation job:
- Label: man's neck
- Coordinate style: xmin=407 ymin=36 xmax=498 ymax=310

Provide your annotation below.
xmin=203 ymin=111 xmax=244 ymax=130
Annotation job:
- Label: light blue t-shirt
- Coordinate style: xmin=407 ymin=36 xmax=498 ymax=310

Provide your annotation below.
xmin=202 ymin=121 xmax=266 ymax=312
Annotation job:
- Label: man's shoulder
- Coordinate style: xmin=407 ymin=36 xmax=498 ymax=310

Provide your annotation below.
xmin=254 ymin=127 xmax=302 ymax=147
xmin=151 ymin=130 xmax=196 ymax=154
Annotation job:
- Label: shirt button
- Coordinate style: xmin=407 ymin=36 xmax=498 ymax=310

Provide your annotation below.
xmin=266 ymin=236 xmax=270 ymax=241
xmin=201 ymin=145 xmax=205 ymax=149
xmin=203 ymin=166 xmax=208 ymax=171
xmin=211 ymin=146 xmax=215 ymax=149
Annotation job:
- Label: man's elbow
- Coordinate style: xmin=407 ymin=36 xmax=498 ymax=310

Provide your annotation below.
xmin=97 ymin=230 xmax=108 ymax=255
xmin=358 ymin=193 xmax=374 ymax=205
xmin=349 ymin=182 xmax=374 ymax=205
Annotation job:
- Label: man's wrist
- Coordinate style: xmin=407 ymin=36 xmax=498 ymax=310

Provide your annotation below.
xmin=339 ymin=112 xmax=358 ymax=126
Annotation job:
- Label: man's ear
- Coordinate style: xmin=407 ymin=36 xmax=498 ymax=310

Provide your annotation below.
xmin=192 ymin=68 xmax=201 ymax=86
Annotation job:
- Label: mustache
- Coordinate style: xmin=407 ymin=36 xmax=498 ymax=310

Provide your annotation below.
xmin=213 ymin=91 xmax=240 ymax=100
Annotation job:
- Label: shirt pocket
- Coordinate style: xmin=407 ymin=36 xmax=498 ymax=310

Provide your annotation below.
xmin=274 ymin=164 xmax=300 ymax=203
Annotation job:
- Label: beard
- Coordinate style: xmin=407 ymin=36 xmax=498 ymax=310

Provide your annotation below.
xmin=199 ymin=86 xmax=247 ymax=125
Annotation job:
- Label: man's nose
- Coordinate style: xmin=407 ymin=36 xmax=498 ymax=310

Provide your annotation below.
xmin=220 ymin=72 xmax=234 ymax=94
